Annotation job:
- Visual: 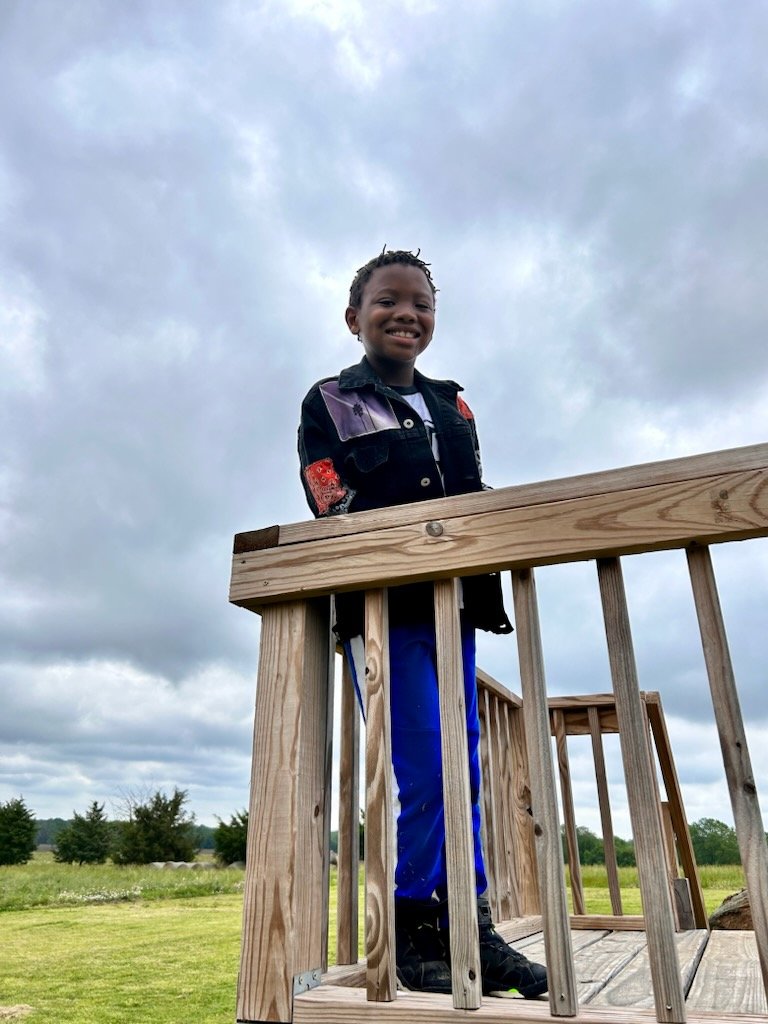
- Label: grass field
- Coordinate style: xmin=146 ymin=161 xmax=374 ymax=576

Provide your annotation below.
xmin=0 ymin=856 xmax=745 ymax=1024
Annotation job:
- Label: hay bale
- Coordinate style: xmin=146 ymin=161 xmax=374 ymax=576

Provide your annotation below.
xmin=709 ymin=888 xmax=753 ymax=930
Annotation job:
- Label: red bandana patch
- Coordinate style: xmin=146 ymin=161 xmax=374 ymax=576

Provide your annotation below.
xmin=304 ymin=458 xmax=347 ymax=515
xmin=456 ymin=395 xmax=474 ymax=420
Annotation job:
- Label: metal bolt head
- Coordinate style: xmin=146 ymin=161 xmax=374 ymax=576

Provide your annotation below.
xmin=426 ymin=521 xmax=444 ymax=537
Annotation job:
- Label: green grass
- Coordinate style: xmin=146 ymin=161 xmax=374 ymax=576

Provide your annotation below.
xmin=0 ymin=853 xmax=244 ymax=912
xmin=0 ymin=859 xmax=745 ymax=1023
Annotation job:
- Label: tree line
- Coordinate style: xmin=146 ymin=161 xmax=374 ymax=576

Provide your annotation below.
xmin=0 ymin=792 xmax=249 ymax=867
xmin=562 ymin=818 xmax=767 ymax=867
xmin=2 ymin=792 xmax=762 ymax=869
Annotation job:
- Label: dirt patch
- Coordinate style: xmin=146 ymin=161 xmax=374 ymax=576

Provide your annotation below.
xmin=0 ymin=1009 xmax=34 ymax=1020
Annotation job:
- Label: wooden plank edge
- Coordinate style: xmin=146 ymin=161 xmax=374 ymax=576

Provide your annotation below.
xmin=570 ymin=915 xmax=646 ymax=931
xmin=271 ymin=442 xmax=768 ymax=549
xmin=293 ymin=983 xmax=768 ymax=1022
xmin=230 ymin=468 xmax=768 ymax=608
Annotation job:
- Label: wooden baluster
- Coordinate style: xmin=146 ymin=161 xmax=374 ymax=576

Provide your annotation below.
xmin=687 ymin=544 xmax=768 ymax=998
xmin=237 ymin=598 xmax=333 ymax=1024
xmin=553 ymin=709 xmax=586 ymax=916
xmin=512 ymin=567 xmax=578 ymax=1017
xmin=499 ymin=701 xmax=523 ymax=919
xmin=478 ymin=686 xmax=501 ymax=922
xmin=337 ymin=655 xmax=360 ymax=966
xmin=597 ymin=557 xmax=686 ymax=1023
xmin=508 ymin=700 xmax=541 ymax=916
xmin=588 ymin=705 xmax=623 ymax=916
xmin=490 ymin=694 xmax=514 ymax=920
xmin=646 ymin=696 xmax=708 ymax=929
xmin=363 ymin=589 xmax=396 ymax=1002
xmin=434 ymin=578 xmax=483 ymax=1009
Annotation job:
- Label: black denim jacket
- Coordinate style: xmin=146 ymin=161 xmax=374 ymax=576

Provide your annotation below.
xmin=298 ymin=356 xmax=512 ymax=639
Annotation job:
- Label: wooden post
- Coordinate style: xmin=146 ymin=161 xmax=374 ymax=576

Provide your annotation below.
xmin=552 ymin=709 xmax=586 ymax=916
xmin=434 ymin=578 xmax=483 ymax=1010
xmin=337 ymin=655 xmax=360 ymax=966
xmin=588 ymin=705 xmax=623 ymax=916
xmin=237 ymin=598 xmax=333 ymax=1023
xmin=363 ymin=589 xmax=397 ymax=1002
xmin=512 ymin=567 xmax=578 ymax=1017
xmin=597 ymin=557 xmax=686 ymax=1023
xmin=687 ymin=544 xmax=768 ymax=998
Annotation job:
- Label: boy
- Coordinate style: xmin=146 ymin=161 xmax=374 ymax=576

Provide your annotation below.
xmin=298 ymin=249 xmax=547 ymax=998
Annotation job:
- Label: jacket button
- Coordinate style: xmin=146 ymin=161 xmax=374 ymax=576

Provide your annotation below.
xmin=403 ymin=418 xmax=415 ymax=429
xmin=420 ymin=477 xmax=431 ymax=487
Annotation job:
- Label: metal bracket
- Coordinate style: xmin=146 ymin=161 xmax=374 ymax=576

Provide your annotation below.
xmin=293 ymin=967 xmax=322 ymax=997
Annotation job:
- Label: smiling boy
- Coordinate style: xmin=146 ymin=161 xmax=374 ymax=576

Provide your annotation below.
xmin=298 ymin=249 xmax=547 ymax=998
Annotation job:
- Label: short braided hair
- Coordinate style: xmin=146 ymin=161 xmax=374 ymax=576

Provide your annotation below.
xmin=348 ymin=248 xmax=438 ymax=308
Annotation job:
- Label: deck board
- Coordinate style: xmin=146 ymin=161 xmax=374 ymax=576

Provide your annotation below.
xmin=588 ymin=929 xmax=708 ymax=1009
xmin=318 ymin=925 xmax=768 ymax=1021
xmin=686 ymin=930 xmax=767 ymax=1016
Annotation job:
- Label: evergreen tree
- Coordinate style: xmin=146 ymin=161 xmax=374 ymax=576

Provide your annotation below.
xmin=54 ymin=802 xmax=112 ymax=865
xmin=0 ymin=797 xmax=37 ymax=865
xmin=111 ymin=788 xmax=198 ymax=864
xmin=214 ymin=810 xmax=249 ymax=865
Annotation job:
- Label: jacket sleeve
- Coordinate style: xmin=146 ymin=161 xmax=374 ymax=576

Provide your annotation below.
xmin=456 ymin=393 xmax=487 ymax=487
xmin=298 ymin=390 xmax=357 ymax=517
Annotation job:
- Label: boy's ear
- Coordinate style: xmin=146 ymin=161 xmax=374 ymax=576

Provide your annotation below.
xmin=345 ymin=306 xmax=360 ymax=336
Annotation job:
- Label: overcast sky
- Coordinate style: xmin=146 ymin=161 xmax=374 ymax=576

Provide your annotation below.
xmin=2 ymin=0 xmax=767 ymax=842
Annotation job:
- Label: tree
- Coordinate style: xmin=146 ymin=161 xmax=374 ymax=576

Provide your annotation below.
xmin=54 ymin=802 xmax=112 ymax=865
xmin=111 ymin=788 xmax=198 ymax=865
xmin=0 ymin=797 xmax=37 ymax=866
xmin=613 ymin=835 xmax=636 ymax=867
xmin=214 ymin=810 xmax=249 ymax=865
xmin=689 ymin=817 xmax=740 ymax=865
xmin=561 ymin=826 xmax=606 ymax=866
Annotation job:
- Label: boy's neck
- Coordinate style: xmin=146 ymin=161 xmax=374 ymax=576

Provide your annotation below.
xmin=366 ymin=354 xmax=417 ymax=387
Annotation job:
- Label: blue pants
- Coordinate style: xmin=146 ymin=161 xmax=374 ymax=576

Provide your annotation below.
xmin=345 ymin=621 xmax=487 ymax=901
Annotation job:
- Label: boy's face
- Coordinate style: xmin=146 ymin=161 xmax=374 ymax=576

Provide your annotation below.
xmin=345 ymin=264 xmax=435 ymax=383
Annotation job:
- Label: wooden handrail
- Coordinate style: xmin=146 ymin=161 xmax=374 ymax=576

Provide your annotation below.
xmin=232 ymin=442 xmax=768 ymax=1024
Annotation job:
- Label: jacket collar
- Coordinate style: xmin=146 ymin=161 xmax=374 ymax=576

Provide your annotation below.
xmin=338 ymin=356 xmax=462 ymax=397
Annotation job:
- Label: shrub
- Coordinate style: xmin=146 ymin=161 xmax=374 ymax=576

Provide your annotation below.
xmin=0 ymin=796 xmax=37 ymax=866
xmin=214 ymin=810 xmax=248 ymax=865
xmin=54 ymin=801 xmax=113 ymax=865
xmin=111 ymin=788 xmax=198 ymax=865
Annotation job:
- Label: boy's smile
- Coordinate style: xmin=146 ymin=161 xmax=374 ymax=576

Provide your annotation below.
xmin=345 ymin=264 xmax=435 ymax=385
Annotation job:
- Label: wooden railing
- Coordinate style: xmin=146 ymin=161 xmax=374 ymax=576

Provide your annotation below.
xmin=230 ymin=442 xmax=768 ymax=1023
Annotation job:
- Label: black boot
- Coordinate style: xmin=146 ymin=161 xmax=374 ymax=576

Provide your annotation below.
xmin=394 ymin=897 xmax=453 ymax=994
xmin=476 ymin=898 xmax=548 ymax=998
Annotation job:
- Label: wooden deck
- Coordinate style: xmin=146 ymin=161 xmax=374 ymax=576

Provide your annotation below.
xmin=298 ymin=922 xmax=767 ymax=1024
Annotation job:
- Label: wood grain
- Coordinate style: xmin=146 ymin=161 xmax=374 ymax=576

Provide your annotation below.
xmin=231 ymin=465 xmax=768 ymax=609
xmin=687 ymin=544 xmax=768 ymax=999
xmin=508 ymin=703 xmax=540 ymax=917
xmin=645 ymin=698 xmax=709 ymax=930
xmin=479 ymin=688 xmax=502 ymax=922
xmin=337 ymin=654 xmax=361 ymax=966
xmin=434 ymin=578 xmax=482 ymax=1009
xmin=248 ymin=442 xmax=768 ymax=550
xmin=588 ymin=706 xmax=623 ymax=916
xmin=553 ymin=709 xmax=585 ymax=916
xmin=511 ymin=567 xmax=579 ymax=1017
xmin=597 ymin=558 xmax=686 ymax=1023
xmin=364 ymin=590 xmax=397 ymax=1002
xmin=686 ymin=931 xmax=768 ymax=1015
xmin=293 ymin=980 xmax=768 ymax=1024
xmin=237 ymin=599 xmax=332 ymax=1023
xmin=588 ymin=930 xmax=708 ymax=1009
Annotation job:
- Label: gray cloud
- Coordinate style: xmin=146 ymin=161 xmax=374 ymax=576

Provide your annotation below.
xmin=2 ymin=0 xmax=767 ymax=828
